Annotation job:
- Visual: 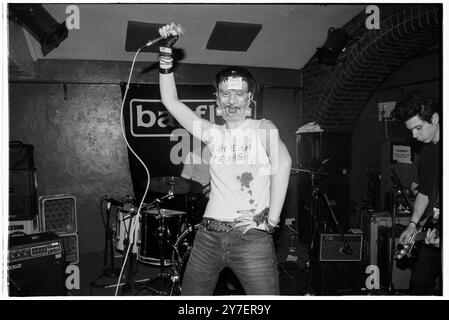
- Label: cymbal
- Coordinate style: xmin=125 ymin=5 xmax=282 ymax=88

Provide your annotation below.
xmin=150 ymin=176 xmax=203 ymax=195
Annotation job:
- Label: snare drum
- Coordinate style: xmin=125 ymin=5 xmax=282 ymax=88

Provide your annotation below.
xmin=116 ymin=208 xmax=140 ymax=254
xmin=138 ymin=208 xmax=186 ymax=266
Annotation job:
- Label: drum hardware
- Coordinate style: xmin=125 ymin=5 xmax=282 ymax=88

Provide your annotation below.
xmin=116 ymin=193 xmax=175 ymax=296
xmin=149 ymin=176 xmax=203 ymax=195
xmin=131 ymin=197 xmax=183 ymax=296
xmin=137 ymin=206 xmax=173 ymax=296
xmin=103 ymin=176 xmax=205 ymax=295
xmin=169 ymin=223 xmax=199 ymax=295
xmin=90 ymin=196 xmax=135 ymax=292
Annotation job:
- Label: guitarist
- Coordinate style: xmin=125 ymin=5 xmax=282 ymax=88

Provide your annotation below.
xmin=392 ymin=91 xmax=441 ymax=295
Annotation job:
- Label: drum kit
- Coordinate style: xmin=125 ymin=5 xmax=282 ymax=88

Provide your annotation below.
xmin=114 ymin=176 xmax=206 ymax=295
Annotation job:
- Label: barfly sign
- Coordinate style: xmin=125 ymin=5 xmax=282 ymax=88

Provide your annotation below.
xmin=129 ymin=98 xmax=216 ymax=137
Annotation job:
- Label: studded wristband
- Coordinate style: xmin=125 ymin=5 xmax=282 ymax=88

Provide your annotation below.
xmin=159 ymin=47 xmax=173 ymax=74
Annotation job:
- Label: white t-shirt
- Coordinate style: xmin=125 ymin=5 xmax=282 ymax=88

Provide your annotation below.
xmin=203 ymin=119 xmax=271 ymax=227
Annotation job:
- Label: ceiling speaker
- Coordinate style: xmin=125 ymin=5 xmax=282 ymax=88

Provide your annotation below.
xmin=125 ymin=21 xmax=164 ymax=53
xmin=206 ymin=21 xmax=262 ymax=52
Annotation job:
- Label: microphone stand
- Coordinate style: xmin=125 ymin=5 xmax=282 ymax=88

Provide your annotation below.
xmin=322 ymin=192 xmax=353 ymax=256
xmin=89 ymin=201 xmax=122 ymax=293
xmin=297 ymin=168 xmax=352 ymax=295
xmin=300 ymin=170 xmax=328 ymax=295
xmin=102 ymin=204 xmax=120 ymax=277
xmin=121 ymin=209 xmax=139 ymax=295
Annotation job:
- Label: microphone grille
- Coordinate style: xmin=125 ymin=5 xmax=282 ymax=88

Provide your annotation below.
xmin=174 ymin=23 xmax=185 ymax=35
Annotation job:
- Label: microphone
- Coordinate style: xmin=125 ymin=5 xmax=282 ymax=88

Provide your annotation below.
xmin=144 ymin=23 xmax=185 ymax=47
xmin=103 ymin=196 xmax=123 ymax=207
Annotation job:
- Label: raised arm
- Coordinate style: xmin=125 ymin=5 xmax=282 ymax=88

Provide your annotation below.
xmin=159 ymin=72 xmax=213 ymax=141
xmin=158 ymin=24 xmax=214 ymax=141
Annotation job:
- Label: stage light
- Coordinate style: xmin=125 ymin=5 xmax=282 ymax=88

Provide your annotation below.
xmin=316 ymin=27 xmax=349 ymax=66
xmin=9 ymin=4 xmax=68 ymax=56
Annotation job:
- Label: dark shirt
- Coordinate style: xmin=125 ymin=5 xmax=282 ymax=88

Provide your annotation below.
xmin=417 ymin=141 xmax=440 ymax=217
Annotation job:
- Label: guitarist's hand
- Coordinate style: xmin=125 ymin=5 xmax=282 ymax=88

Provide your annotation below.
xmin=425 ymin=228 xmax=440 ymax=247
xmin=399 ymin=223 xmax=417 ymax=245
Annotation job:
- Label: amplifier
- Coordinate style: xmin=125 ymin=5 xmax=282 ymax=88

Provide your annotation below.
xmin=361 ymin=210 xmax=409 ymax=266
xmin=8 ymin=232 xmax=67 ymax=296
xmin=8 ymin=217 xmax=39 ymax=235
xmin=319 ymin=233 xmax=363 ymax=262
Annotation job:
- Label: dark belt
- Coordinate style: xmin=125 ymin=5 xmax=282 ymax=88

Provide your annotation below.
xmin=201 ymin=218 xmax=238 ymax=233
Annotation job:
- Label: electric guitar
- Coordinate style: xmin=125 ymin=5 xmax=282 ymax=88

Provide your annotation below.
xmin=394 ymin=205 xmax=440 ymax=261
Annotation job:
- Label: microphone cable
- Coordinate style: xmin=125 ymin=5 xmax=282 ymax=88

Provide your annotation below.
xmin=114 ymin=43 xmax=152 ymax=296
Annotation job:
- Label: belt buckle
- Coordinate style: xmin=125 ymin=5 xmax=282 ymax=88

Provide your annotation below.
xmin=205 ymin=219 xmax=212 ymax=231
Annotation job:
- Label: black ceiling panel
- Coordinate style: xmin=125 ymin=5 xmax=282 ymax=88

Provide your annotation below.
xmin=206 ymin=21 xmax=262 ymax=52
xmin=125 ymin=21 xmax=164 ymax=53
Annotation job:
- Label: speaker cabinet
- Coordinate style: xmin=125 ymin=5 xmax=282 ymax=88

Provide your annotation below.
xmin=8 ymin=232 xmax=67 ymax=296
xmin=9 ymin=170 xmax=38 ymax=221
xmin=296 ymin=131 xmax=351 ymax=171
xmin=10 ymin=141 xmax=35 ymax=170
xmin=9 ymin=142 xmax=38 ymax=221
xmin=312 ymin=232 xmax=364 ymax=295
xmin=377 ymin=226 xmax=412 ymax=291
xmin=314 ymin=261 xmax=364 ymax=295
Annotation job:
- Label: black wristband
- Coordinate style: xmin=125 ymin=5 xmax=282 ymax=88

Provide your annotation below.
xmin=410 ymin=220 xmax=418 ymax=227
xmin=159 ymin=67 xmax=173 ymax=74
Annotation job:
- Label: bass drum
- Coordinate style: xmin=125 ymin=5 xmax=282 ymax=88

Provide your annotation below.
xmin=170 ymin=223 xmax=245 ymax=296
xmin=170 ymin=223 xmax=200 ymax=295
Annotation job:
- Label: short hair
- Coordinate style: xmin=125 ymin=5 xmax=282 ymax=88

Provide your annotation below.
xmin=214 ymin=67 xmax=258 ymax=97
xmin=392 ymin=90 xmax=440 ymax=123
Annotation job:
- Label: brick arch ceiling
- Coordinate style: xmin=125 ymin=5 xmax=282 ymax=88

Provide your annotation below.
xmin=301 ymin=4 xmax=441 ymax=131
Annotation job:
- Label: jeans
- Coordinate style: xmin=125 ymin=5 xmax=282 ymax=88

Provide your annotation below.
xmin=181 ymin=224 xmax=279 ymax=295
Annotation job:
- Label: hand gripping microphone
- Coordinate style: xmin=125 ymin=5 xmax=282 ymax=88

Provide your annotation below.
xmin=145 ymin=23 xmax=185 ymax=47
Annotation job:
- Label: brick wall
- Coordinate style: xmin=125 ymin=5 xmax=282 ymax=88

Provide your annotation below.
xmin=301 ymin=4 xmax=441 ymax=132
